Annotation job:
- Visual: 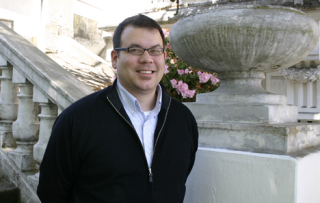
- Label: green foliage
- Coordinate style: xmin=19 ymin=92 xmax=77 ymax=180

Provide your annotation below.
xmin=161 ymin=29 xmax=220 ymax=102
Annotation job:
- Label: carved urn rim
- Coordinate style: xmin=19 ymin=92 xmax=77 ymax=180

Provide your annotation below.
xmin=179 ymin=4 xmax=305 ymax=19
xmin=169 ymin=5 xmax=319 ymax=74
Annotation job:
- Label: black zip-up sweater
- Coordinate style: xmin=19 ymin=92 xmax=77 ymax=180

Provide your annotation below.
xmin=37 ymin=81 xmax=198 ymax=203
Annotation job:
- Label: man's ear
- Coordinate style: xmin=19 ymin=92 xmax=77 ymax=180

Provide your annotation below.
xmin=111 ymin=50 xmax=118 ymax=69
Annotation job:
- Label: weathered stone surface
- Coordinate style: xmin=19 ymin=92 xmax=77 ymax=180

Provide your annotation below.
xmin=169 ymin=5 xmax=319 ymax=73
xmin=197 ymin=121 xmax=320 ymax=153
xmin=0 ymin=149 xmax=40 ymax=203
xmin=280 ymin=66 xmax=320 ymax=83
xmin=0 ymin=65 xmax=18 ymax=148
xmin=196 ymin=93 xmax=287 ymax=105
xmin=33 ymin=102 xmax=57 ymax=166
xmin=0 ymin=122 xmax=17 ymax=148
xmin=47 ymin=35 xmax=115 ymax=90
xmin=48 ymin=52 xmax=114 ymax=90
xmin=73 ymin=14 xmax=106 ymax=58
xmin=0 ymin=21 xmax=94 ymax=110
xmin=8 ymin=147 xmax=37 ymax=172
xmin=8 ymin=80 xmax=39 ymax=172
xmin=0 ymin=178 xmax=20 ymax=203
xmin=186 ymin=71 xmax=299 ymax=123
xmin=27 ymin=173 xmax=38 ymax=190
xmin=186 ymin=103 xmax=298 ymax=124
xmin=172 ymin=6 xmax=319 ymax=124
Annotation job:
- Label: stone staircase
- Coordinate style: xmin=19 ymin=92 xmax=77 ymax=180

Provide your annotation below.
xmin=0 ymin=179 xmax=20 ymax=203
xmin=0 ymin=20 xmax=96 ymax=202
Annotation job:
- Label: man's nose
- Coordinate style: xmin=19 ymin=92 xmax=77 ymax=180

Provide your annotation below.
xmin=139 ymin=50 xmax=154 ymax=63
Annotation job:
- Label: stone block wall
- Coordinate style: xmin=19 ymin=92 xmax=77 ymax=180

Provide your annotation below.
xmin=73 ymin=14 xmax=106 ymax=59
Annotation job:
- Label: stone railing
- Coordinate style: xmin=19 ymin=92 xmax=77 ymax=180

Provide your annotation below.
xmin=0 ymin=22 xmax=93 ymax=201
xmin=281 ymin=67 xmax=320 ymax=121
xmin=265 ymin=39 xmax=320 ymax=122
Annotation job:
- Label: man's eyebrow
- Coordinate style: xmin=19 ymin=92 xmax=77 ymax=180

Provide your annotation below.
xmin=128 ymin=44 xmax=162 ymax=48
xmin=129 ymin=44 xmax=142 ymax=48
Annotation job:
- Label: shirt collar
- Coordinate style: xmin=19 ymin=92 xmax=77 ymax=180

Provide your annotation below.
xmin=116 ymin=80 xmax=162 ymax=116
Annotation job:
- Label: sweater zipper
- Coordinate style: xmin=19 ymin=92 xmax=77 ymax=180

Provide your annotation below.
xmin=107 ymin=96 xmax=172 ymax=201
xmin=148 ymin=97 xmax=171 ymax=203
xmin=148 ymin=97 xmax=171 ymax=181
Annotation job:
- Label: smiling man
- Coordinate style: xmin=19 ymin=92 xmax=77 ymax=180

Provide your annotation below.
xmin=37 ymin=15 xmax=198 ymax=203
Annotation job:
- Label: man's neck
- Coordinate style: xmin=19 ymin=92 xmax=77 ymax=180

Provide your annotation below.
xmin=135 ymin=90 xmax=157 ymax=112
xmin=116 ymin=80 xmax=159 ymax=112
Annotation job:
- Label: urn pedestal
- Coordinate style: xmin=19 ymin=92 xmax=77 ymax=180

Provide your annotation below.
xmin=169 ymin=5 xmax=320 ymax=203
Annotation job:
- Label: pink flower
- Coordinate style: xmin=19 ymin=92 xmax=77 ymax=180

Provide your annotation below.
xmin=162 ymin=29 xmax=169 ymax=38
xmin=164 ymin=65 xmax=169 ymax=74
xmin=182 ymin=89 xmax=196 ymax=99
xmin=166 ymin=56 xmax=170 ymax=60
xmin=170 ymin=79 xmax=177 ymax=88
xmin=177 ymin=69 xmax=185 ymax=75
xmin=210 ymin=76 xmax=220 ymax=85
xmin=177 ymin=68 xmax=189 ymax=75
xmin=199 ymin=72 xmax=213 ymax=83
xmin=178 ymin=82 xmax=188 ymax=92
xmin=171 ymin=80 xmax=196 ymax=99
xmin=165 ymin=43 xmax=171 ymax=50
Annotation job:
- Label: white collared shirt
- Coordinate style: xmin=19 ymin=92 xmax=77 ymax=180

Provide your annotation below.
xmin=116 ymin=80 xmax=162 ymax=168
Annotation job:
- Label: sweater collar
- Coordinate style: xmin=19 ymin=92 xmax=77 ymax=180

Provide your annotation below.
xmin=116 ymin=80 xmax=162 ymax=115
xmin=106 ymin=79 xmax=171 ymax=112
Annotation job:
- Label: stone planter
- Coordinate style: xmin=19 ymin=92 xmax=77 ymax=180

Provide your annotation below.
xmin=169 ymin=5 xmax=319 ymax=124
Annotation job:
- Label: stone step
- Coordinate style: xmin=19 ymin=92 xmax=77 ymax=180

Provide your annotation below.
xmin=197 ymin=121 xmax=320 ymax=154
xmin=0 ymin=179 xmax=20 ymax=203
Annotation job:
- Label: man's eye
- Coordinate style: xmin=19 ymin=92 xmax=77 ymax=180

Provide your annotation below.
xmin=149 ymin=49 xmax=162 ymax=55
xmin=129 ymin=48 xmax=142 ymax=54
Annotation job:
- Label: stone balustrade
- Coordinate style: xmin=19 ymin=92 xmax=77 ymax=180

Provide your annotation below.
xmin=0 ymin=21 xmax=94 ymax=201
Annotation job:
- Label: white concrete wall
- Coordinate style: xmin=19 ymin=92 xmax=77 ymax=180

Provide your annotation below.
xmin=296 ymin=151 xmax=320 ymax=202
xmin=184 ymin=147 xmax=320 ymax=203
xmin=0 ymin=0 xmax=41 ymax=45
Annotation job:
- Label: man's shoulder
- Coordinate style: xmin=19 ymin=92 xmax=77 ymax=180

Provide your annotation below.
xmin=170 ymin=97 xmax=192 ymax=112
xmin=59 ymin=85 xmax=113 ymax=118
xmin=168 ymin=97 xmax=196 ymax=120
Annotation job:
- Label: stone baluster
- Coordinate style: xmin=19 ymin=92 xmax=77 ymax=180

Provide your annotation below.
xmin=8 ymin=68 xmax=39 ymax=172
xmin=0 ymin=58 xmax=19 ymax=148
xmin=28 ymin=87 xmax=58 ymax=188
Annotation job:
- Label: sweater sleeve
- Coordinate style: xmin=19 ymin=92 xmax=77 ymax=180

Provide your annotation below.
xmin=37 ymin=113 xmax=77 ymax=203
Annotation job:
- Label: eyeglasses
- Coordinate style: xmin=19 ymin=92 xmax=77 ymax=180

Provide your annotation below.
xmin=115 ymin=47 xmax=164 ymax=56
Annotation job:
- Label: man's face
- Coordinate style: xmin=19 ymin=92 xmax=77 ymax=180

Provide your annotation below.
xmin=111 ymin=26 xmax=165 ymax=97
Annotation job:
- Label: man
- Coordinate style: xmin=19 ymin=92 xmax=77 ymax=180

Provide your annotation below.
xmin=37 ymin=14 xmax=198 ymax=203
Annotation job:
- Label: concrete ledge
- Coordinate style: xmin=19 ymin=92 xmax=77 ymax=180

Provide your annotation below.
xmin=197 ymin=121 xmax=320 ymax=153
xmin=185 ymin=103 xmax=298 ymax=124
xmin=196 ymin=93 xmax=288 ymax=105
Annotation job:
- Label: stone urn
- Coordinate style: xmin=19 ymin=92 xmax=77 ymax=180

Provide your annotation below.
xmin=169 ymin=5 xmax=319 ymax=124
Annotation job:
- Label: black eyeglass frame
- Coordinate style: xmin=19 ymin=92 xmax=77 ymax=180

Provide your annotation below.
xmin=115 ymin=47 xmax=165 ymax=56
